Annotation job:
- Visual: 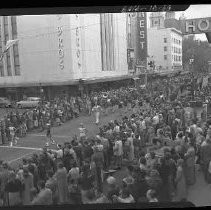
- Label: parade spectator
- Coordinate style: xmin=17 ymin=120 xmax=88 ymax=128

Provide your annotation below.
xmin=1 ymin=72 xmax=211 ymax=206
xmin=31 ymin=180 xmax=53 ymax=205
xmin=22 ymin=167 xmax=34 ymax=205
xmin=184 ymin=142 xmax=196 ymax=185
xmin=146 ymin=189 xmax=158 ymax=202
xmin=174 ymin=159 xmax=187 ymax=201
xmin=200 ymin=137 xmax=211 ymax=183
xmin=54 ymin=162 xmax=68 ymax=204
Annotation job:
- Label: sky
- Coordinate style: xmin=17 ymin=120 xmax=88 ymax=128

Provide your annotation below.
xmin=147 ymin=4 xmax=211 ymax=41
xmin=177 ymin=4 xmax=211 ymax=40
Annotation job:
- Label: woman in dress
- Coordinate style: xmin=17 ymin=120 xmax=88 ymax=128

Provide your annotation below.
xmin=127 ymin=133 xmax=135 ymax=162
xmin=92 ymin=103 xmax=102 ymax=125
xmin=184 ymin=142 xmax=196 ymax=185
xmin=175 ymin=159 xmax=187 ymax=201
xmin=54 ymin=162 xmax=68 ymax=204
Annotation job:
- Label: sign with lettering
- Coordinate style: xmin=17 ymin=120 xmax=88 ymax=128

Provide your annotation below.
xmin=56 ymin=15 xmax=64 ymax=70
xmin=136 ymin=12 xmax=147 ymax=71
xmin=181 ymin=17 xmax=211 ymax=35
xmin=75 ymin=14 xmax=82 ymax=71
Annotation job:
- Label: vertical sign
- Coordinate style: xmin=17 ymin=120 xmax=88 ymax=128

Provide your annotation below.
xmin=57 ymin=15 xmax=64 ymax=70
xmin=75 ymin=14 xmax=82 ymax=71
xmin=136 ymin=12 xmax=147 ymax=70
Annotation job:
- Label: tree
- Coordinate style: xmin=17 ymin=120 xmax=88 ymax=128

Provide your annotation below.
xmin=182 ymin=35 xmax=211 ymax=75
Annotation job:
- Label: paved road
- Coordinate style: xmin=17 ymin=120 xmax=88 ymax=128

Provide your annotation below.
xmin=0 ymin=108 xmax=130 ymax=164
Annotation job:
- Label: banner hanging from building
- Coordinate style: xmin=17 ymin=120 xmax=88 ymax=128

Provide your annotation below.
xmin=136 ymin=12 xmax=148 ymax=71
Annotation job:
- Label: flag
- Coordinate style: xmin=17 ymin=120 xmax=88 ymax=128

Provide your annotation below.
xmin=5 ymin=39 xmax=19 ymax=51
xmin=0 ymin=39 xmax=19 ymax=61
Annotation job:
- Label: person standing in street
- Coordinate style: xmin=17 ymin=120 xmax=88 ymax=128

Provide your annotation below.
xmin=113 ymin=137 xmax=123 ymax=169
xmin=78 ymin=123 xmax=87 ymax=142
xmin=8 ymin=125 xmax=16 ymax=147
xmin=92 ymin=103 xmax=102 ymax=125
xmin=45 ymin=123 xmax=56 ymax=147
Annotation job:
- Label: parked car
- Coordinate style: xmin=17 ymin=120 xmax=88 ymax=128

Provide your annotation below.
xmin=16 ymin=97 xmax=41 ymax=108
xmin=0 ymin=97 xmax=13 ymax=108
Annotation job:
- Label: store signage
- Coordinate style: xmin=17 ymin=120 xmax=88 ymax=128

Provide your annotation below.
xmin=75 ymin=14 xmax=82 ymax=70
xmin=181 ymin=17 xmax=211 ymax=35
xmin=136 ymin=12 xmax=147 ymax=72
xmin=57 ymin=15 xmax=64 ymax=70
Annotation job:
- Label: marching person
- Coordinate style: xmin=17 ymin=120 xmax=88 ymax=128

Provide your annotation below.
xmin=78 ymin=123 xmax=87 ymax=142
xmin=8 ymin=125 xmax=17 ymax=147
xmin=45 ymin=123 xmax=56 ymax=147
xmin=92 ymin=103 xmax=102 ymax=125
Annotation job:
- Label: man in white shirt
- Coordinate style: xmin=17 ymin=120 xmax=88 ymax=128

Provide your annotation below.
xmin=56 ymin=144 xmax=63 ymax=159
xmin=9 ymin=126 xmax=16 ymax=147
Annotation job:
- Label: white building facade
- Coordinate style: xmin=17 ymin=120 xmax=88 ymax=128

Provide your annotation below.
xmin=0 ymin=14 xmax=128 ymax=98
xmin=147 ymin=27 xmax=182 ymax=71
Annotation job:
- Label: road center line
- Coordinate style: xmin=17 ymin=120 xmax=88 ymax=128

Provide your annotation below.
xmin=8 ymin=151 xmax=36 ymax=164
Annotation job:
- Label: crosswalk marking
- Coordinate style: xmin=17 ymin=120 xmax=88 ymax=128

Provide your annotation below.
xmin=0 ymin=145 xmax=42 ymax=151
xmin=28 ymin=134 xmax=71 ymax=138
xmin=0 ymin=145 xmax=57 ymax=164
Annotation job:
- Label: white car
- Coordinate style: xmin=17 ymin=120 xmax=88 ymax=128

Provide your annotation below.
xmin=16 ymin=97 xmax=41 ymax=108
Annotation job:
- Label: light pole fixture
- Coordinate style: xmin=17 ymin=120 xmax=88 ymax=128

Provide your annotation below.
xmin=0 ymin=39 xmax=19 ymax=62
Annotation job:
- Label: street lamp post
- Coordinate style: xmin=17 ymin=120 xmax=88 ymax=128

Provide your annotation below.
xmin=0 ymin=39 xmax=19 ymax=62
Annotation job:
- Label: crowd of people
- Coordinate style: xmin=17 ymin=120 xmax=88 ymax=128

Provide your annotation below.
xmin=1 ymin=72 xmax=211 ymax=206
xmin=0 ymin=87 xmax=138 ymax=146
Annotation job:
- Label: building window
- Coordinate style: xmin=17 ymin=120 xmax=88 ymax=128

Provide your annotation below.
xmin=6 ymin=54 xmax=12 ymax=76
xmin=14 ymin=65 xmax=20 ymax=76
xmin=164 ymin=46 xmax=167 ymax=51
xmin=13 ymin=44 xmax=21 ymax=76
xmin=164 ymin=38 xmax=167 ymax=43
xmin=3 ymin=16 xmax=8 ymax=23
xmin=0 ymin=64 xmax=4 ymax=77
xmin=13 ymin=44 xmax=19 ymax=56
xmin=164 ymin=55 xmax=167 ymax=60
xmin=100 ymin=13 xmax=115 ymax=71
xmin=14 ymin=55 xmax=20 ymax=66
xmin=11 ymin=16 xmax=17 ymax=38
xmin=5 ymin=34 xmax=9 ymax=41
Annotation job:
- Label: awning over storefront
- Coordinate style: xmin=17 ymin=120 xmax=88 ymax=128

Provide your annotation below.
xmin=0 ymin=74 xmax=134 ymax=88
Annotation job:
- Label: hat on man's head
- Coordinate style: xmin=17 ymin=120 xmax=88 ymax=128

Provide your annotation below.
xmin=123 ymin=177 xmax=134 ymax=185
xmin=107 ymin=176 xmax=116 ymax=185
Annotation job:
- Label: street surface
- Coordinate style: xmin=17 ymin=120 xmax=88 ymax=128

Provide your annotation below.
xmin=0 ymin=107 xmax=211 ymax=206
